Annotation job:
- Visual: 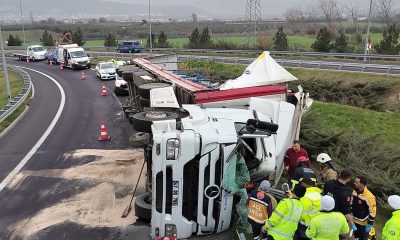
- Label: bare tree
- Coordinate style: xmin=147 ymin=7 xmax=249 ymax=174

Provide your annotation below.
xmin=344 ymin=0 xmax=360 ymax=33
xmin=305 ymin=3 xmax=319 ymax=34
xmin=285 ymin=7 xmax=305 ymax=34
xmin=376 ymin=0 xmax=393 ymax=29
xmin=319 ymin=0 xmax=342 ymax=29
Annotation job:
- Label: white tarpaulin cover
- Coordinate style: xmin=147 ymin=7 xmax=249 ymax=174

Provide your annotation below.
xmin=219 ymin=51 xmax=298 ymax=90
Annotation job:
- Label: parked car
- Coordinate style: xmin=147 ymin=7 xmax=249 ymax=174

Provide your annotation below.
xmin=116 ymin=40 xmax=142 ymax=53
xmin=45 ymin=49 xmax=60 ymax=65
xmin=95 ymin=62 xmax=116 ymax=80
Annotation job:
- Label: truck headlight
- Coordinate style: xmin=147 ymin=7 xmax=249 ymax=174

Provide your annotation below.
xmin=166 ymin=139 xmax=180 ymax=160
xmin=165 ymin=224 xmax=177 ymax=237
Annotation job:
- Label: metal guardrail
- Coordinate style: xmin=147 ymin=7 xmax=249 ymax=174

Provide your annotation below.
xmin=0 ymin=65 xmax=32 ymax=124
xmin=4 ymin=47 xmax=400 ymax=61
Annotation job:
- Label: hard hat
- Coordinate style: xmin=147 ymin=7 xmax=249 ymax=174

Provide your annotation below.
xmin=317 ymin=153 xmax=332 ymax=163
xmin=259 ymin=180 xmax=271 ymax=191
xmin=297 ymin=156 xmax=308 ymax=162
xmin=320 ymin=195 xmax=335 ymax=211
xmin=388 ymin=195 xmax=400 ymax=210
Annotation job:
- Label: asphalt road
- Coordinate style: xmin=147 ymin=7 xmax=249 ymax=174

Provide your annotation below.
xmin=0 ymin=60 xmax=232 ymax=240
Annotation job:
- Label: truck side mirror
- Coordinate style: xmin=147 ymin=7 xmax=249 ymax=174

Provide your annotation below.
xmin=245 ymin=119 xmax=279 ymax=133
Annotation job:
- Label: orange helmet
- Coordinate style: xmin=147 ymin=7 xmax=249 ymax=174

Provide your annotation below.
xmin=297 ymin=156 xmax=308 ymax=163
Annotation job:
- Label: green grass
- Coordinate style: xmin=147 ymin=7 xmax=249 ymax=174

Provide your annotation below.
xmin=1 ymin=30 xmax=57 ymax=45
xmin=0 ymin=70 xmax=24 ymax=108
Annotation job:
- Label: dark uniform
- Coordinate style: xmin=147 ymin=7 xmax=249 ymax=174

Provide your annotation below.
xmin=290 ymin=164 xmax=316 ymax=190
xmin=247 ymin=189 xmax=273 ymax=240
xmin=323 ymin=179 xmax=352 ymax=215
xmin=352 ymin=187 xmax=377 ymax=240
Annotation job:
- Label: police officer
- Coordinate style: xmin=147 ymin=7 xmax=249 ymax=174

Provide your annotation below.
xmin=306 ymin=195 xmax=349 ymax=239
xmin=316 ymin=153 xmax=337 ymax=183
xmin=323 ymin=169 xmax=355 ymax=239
xmin=352 ymin=176 xmax=377 ymax=240
xmin=261 ymin=185 xmax=307 ymax=240
xmin=247 ymin=180 xmax=274 ymax=240
xmin=382 ymin=195 xmax=400 ymax=240
xmin=295 ymin=178 xmax=322 ymax=240
xmin=291 ymin=156 xmax=317 ymax=190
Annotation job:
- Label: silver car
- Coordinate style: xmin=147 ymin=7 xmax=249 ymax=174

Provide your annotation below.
xmin=95 ymin=62 xmax=116 ymax=80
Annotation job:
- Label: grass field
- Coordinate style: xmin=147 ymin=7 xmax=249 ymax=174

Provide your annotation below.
xmin=1 ymin=30 xmax=57 ymax=45
xmin=0 ymin=70 xmax=24 ymax=109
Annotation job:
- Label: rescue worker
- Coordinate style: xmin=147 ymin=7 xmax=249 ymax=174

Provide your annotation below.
xmin=382 ymin=195 xmax=400 ymax=239
xmin=295 ymin=178 xmax=322 ymax=240
xmin=306 ymin=195 xmax=349 ymax=239
xmin=352 ymin=176 xmax=377 ymax=240
xmin=322 ymin=169 xmax=355 ymax=240
xmin=291 ymin=156 xmax=317 ymax=190
xmin=261 ymin=185 xmax=307 ymax=240
xmin=284 ymin=140 xmax=310 ymax=179
xmin=316 ymin=153 xmax=337 ymax=183
xmin=247 ymin=180 xmax=274 ymax=240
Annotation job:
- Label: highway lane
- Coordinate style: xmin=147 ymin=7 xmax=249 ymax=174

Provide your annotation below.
xmin=0 ymin=60 xmax=140 ymax=240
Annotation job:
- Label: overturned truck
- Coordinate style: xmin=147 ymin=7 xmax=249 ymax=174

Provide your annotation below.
xmin=117 ymin=52 xmax=312 ymax=239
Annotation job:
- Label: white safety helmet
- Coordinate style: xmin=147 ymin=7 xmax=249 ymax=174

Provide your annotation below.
xmin=388 ymin=195 xmax=400 ymax=210
xmin=320 ymin=195 xmax=335 ymax=211
xmin=317 ymin=153 xmax=332 ymax=164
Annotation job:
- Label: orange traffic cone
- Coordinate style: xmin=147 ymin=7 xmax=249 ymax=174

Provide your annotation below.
xmin=81 ymin=70 xmax=86 ymax=80
xmin=99 ymin=120 xmax=111 ymax=141
xmin=60 ymin=64 xmax=64 ymax=71
xmin=101 ymin=85 xmax=108 ymax=96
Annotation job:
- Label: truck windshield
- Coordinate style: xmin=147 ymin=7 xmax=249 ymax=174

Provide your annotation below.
xmin=32 ymin=47 xmax=44 ymax=52
xmin=70 ymin=51 xmax=87 ymax=58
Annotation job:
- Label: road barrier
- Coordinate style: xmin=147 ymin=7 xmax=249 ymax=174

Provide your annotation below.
xmin=0 ymin=65 xmax=32 ymax=124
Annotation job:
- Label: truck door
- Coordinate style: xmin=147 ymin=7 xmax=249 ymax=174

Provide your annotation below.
xmin=63 ymin=49 xmax=68 ymax=65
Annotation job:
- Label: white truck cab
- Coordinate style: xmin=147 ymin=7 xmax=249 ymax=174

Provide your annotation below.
xmin=13 ymin=45 xmax=47 ymax=61
xmin=150 ymin=98 xmax=298 ymax=239
xmin=57 ymin=44 xmax=91 ymax=70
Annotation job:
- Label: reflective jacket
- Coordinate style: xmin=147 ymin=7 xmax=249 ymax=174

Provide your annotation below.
xmin=300 ymin=187 xmax=322 ymax=225
xmin=247 ymin=190 xmax=273 ymax=224
xmin=352 ymin=187 xmax=377 ymax=226
xmin=264 ymin=198 xmax=304 ymax=240
xmin=306 ymin=211 xmax=349 ymax=240
xmin=319 ymin=167 xmax=337 ymax=183
xmin=382 ymin=210 xmax=400 ymax=240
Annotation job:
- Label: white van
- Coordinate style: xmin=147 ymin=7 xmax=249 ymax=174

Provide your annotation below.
xmin=57 ymin=44 xmax=91 ymax=70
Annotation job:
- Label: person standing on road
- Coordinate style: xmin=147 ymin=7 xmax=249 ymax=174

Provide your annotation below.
xmin=306 ymin=195 xmax=349 ymax=239
xmin=352 ymin=176 xmax=377 ymax=240
xmin=284 ymin=140 xmax=310 ymax=179
xmin=382 ymin=195 xmax=400 ymax=240
xmin=261 ymin=185 xmax=307 ymax=240
xmin=291 ymin=156 xmax=317 ymax=190
xmin=322 ymin=169 xmax=356 ymax=239
xmin=247 ymin=180 xmax=275 ymax=240
xmin=316 ymin=153 xmax=337 ymax=183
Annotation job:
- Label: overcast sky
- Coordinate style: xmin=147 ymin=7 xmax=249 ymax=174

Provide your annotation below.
xmin=106 ymin=0 xmax=400 ymax=17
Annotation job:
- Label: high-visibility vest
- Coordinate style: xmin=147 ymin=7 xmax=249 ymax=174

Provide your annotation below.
xmin=248 ymin=190 xmax=271 ymax=224
xmin=300 ymin=187 xmax=322 ymax=225
xmin=306 ymin=211 xmax=349 ymax=239
xmin=265 ymin=198 xmax=304 ymax=240
xmin=382 ymin=210 xmax=400 ymax=240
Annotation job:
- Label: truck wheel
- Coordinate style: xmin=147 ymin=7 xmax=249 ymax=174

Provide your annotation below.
xmin=132 ymin=111 xmax=178 ymax=133
xmin=138 ymin=82 xmax=172 ymax=99
xmin=135 ymin=192 xmax=151 ymax=221
xmin=129 ymin=132 xmax=150 ymax=148
xmin=139 ymin=97 xmax=150 ymax=108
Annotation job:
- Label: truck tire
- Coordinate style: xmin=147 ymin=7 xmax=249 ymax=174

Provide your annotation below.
xmin=135 ymin=192 xmax=151 ymax=221
xmin=138 ymin=82 xmax=172 ymax=99
xmin=139 ymin=97 xmax=150 ymax=108
xmin=129 ymin=132 xmax=149 ymax=148
xmin=132 ymin=111 xmax=178 ymax=133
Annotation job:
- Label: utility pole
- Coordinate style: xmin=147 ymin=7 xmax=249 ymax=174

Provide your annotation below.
xmin=0 ymin=26 xmax=12 ymax=103
xmin=149 ymin=0 xmax=152 ymax=52
xmin=20 ymin=0 xmax=26 ymax=45
xmin=364 ymin=0 xmax=373 ymax=61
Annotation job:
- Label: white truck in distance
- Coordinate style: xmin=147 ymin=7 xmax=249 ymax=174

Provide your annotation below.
xmin=57 ymin=44 xmax=91 ymax=70
xmin=13 ymin=45 xmax=47 ymax=61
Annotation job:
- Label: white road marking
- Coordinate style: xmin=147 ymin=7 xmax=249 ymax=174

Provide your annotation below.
xmin=0 ymin=67 xmax=66 ymax=192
